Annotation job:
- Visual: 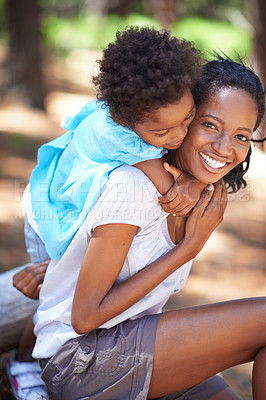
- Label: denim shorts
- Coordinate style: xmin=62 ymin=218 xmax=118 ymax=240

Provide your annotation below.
xmin=24 ymin=217 xmax=50 ymax=263
xmin=40 ymin=315 xmax=228 ymax=400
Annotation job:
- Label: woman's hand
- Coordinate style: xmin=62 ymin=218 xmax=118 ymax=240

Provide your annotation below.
xmin=13 ymin=260 xmax=49 ymax=299
xmin=184 ymin=180 xmax=227 ymax=256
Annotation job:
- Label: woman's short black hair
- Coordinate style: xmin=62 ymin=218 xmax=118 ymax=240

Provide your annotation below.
xmin=93 ymin=26 xmax=202 ymax=127
xmin=192 ymin=56 xmax=265 ymax=193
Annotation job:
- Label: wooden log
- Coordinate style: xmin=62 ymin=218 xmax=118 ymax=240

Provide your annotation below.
xmin=0 ymin=265 xmax=38 ymax=354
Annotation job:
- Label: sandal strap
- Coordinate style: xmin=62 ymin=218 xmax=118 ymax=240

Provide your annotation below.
xmin=9 ymin=360 xmax=42 ymax=375
xmin=15 ymin=372 xmax=45 ymax=389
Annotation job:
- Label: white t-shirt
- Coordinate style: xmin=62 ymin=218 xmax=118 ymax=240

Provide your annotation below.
xmin=32 ymin=165 xmax=192 ymax=359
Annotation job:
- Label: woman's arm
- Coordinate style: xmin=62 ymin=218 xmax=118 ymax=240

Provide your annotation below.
xmin=71 ymin=181 xmax=227 ymax=334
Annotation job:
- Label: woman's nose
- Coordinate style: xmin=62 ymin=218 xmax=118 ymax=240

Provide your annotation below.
xmin=212 ymin=133 xmax=233 ymax=156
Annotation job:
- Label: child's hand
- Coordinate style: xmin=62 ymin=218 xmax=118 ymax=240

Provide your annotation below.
xmin=13 ymin=260 xmax=49 ymax=299
xmin=159 ymin=162 xmax=206 ymax=216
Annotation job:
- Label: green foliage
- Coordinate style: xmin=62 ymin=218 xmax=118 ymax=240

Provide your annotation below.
xmin=40 ymin=12 xmax=251 ymax=62
xmin=0 ymin=0 xmax=7 ymax=39
xmin=41 ymin=12 xmax=161 ymax=54
xmin=40 ymin=11 xmax=251 ymax=62
xmin=171 ymin=16 xmax=251 ymax=61
xmin=180 ymin=0 xmax=248 ymax=19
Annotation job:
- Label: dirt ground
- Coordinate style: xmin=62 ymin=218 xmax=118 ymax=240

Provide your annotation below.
xmin=0 ymin=49 xmax=265 ymax=399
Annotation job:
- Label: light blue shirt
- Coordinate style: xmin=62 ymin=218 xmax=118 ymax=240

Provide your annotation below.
xmin=30 ymin=100 xmax=163 ymax=260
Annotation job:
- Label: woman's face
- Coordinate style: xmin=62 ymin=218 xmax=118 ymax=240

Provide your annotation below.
xmin=177 ymin=88 xmax=258 ymax=184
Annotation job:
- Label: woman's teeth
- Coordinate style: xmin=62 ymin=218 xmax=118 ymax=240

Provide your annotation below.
xmin=200 ymin=152 xmax=226 ymax=169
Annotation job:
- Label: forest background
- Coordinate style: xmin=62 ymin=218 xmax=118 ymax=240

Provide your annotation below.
xmin=0 ymin=1 xmax=265 ymax=399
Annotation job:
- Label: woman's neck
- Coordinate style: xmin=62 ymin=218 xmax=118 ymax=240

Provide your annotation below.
xmin=165 ymin=150 xmax=184 ymax=172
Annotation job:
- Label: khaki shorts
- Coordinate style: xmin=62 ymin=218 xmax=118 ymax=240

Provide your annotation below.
xmin=40 ymin=314 xmax=228 ymax=400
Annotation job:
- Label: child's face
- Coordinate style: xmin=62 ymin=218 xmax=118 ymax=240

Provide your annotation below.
xmin=133 ymin=90 xmax=196 ymax=149
xmin=177 ymin=87 xmax=258 ymax=184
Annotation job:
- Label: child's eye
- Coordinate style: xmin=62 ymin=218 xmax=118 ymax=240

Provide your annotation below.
xmin=184 ymin=109 xmax=195 ymax=121
xmin=154 ymin=130 xmax=169 ymax=137
xmin=235 ymin=134 xmax=250 ymax=143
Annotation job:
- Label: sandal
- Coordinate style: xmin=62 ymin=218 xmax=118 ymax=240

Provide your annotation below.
xmin=6 ymin=351 xmax=49 ymax=400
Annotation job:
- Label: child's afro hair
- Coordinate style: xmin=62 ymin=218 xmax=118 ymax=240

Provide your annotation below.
xmin=93 ymin=26 xmax=202 ymax=127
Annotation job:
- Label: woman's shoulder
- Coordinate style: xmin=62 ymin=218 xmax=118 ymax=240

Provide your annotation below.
xmin=110 ymin=165 xmax=158 ymax=187
xmin=102 ymin=165 xmax=159 ymax=204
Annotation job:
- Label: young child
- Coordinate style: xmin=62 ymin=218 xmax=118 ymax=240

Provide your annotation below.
xmin=25 ymin=26 xmax=203 ymax=261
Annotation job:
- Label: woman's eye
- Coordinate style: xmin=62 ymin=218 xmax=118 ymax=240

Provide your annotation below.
xmin=235 ymin=134 xmax=249 ymax=142
xmin=202 ymin=121 xmax=216 ymax=130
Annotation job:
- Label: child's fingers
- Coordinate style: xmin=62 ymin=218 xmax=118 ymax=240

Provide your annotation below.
xmin=13 ymin=261 xmax=49 ymax=298
xmin=161 ymin=200 xmax=193 ymax=216
xmin=18 ymin=272 xmax=45 ymax=299
xmin=159 ymin=181 xmax=182 ymax=204
xmin=171 ymin=203 xmax=197 ymax=217
xmin=36 ymin=284 xmax=43 ymax=299
xmin=163 ymin=162 xmax=182 ymax=181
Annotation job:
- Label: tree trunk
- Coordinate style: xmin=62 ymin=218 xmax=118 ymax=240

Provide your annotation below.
xmin=106 ymin=0 xmax=133 ymax=15
xmin=0 ymin=265 xmax=38 ymax=355
xmin=151 ymin=0 xmax=179 ymax=29
xmin=252 ymin=0 xmax=266 ymax=86
xmin=6 ymin=0 xmax=45 ymax=109
xmin=251 ymin=0 xmax=266 ymax=149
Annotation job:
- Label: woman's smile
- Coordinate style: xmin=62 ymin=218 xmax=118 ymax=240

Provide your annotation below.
xmin=199 ymin=152 xmax=228 ymax=171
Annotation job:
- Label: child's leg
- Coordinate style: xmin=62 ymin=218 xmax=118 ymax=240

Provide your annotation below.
xmin=148 ymin=297 xmax=266 ymax=400
xmin=7 ymin=219 xmax=51 ymax=398
xmin=15 ymin=316 xmax=36 ymax=362
xmin=14 ymin=218 xmax=50 ymax=363
xmin=24 ymin=217 xmax=50 ymax=264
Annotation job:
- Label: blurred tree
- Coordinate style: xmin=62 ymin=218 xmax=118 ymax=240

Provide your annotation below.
xmin=6 ymin=0 xmax=45 ymax=109
xmin=83 ymin=0 xmax=144 ymax=16
xmin=180 ymin=0 xmax=247 ymax=19
xmin=251 ymin=0 xmax=266 ymax=149
xmin=149 ymin=0 xmax=179 ymax=28
xmin=105 ymin=0 xmax=133 ymax=15
xmin=252 ymin=0 xmax=266 ymax=86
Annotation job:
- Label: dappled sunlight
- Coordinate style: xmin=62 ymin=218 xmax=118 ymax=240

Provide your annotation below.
xmin=0 ymin=180 xmax=25 ymax=223
xmin=0 ymin=105 xmax=63 ymax=139
xmin=0 ymin=157 xmax=36 ymax=181
xmin=45 ymin=91 xmax=94 ymax=122
xmin=48 ymin=48 xmax=100 ymax=93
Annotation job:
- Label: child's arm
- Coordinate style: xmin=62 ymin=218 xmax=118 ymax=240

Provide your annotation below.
xmin=134 ymin=158 xmax=174 ymax=195
xmin=134 ymin=159 xmax=206 ymax=216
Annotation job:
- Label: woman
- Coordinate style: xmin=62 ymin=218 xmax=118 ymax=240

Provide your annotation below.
xmin=14 ymin=59 xmax=266 ymax=399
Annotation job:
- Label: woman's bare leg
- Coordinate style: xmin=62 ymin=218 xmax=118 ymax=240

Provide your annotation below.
xmin=147 ymin=297 xmax=266 ymax=400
